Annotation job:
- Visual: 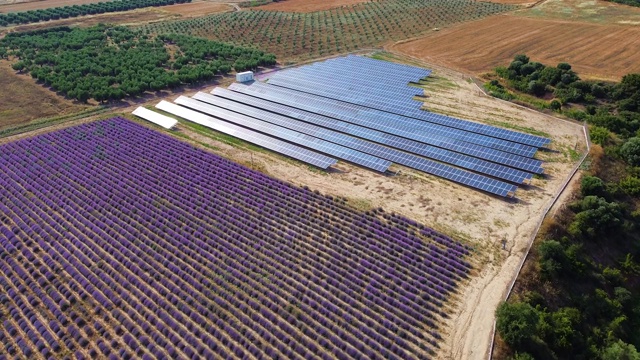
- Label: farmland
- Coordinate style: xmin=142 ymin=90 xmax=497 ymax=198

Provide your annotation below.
xmin=140 ymin=0 xmax=516 ymax=60
xmin=0 ymin=117 xmax=471 ymax=358
xmin=0 ymin=0 xmax=107 ymax=13
xmin=0 ymin=26 xmax=276 ymax=102
xmin=255 ymin=0 xmax=373 ymax=13
xmin=391 ymin=15 xmax=640 ymax=80
xmin=0 ymin=61 xmax=89 ymax=130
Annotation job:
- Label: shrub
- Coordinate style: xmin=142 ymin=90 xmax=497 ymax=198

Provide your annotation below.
xmin=568 ymin=196 xmax=623 ymax=239
xmin=581 ymin=176 xmax=607 ymax=197
xmin=621 ymin=137 xmax=640 ymax=166
xmin=549 ymin=99 xmax=562 ymax=111
xmin=589 ymin=126 xmax=612 ymax=146
xmin=619 ymin=176 xmax=640 ymax=196
xmin=496 ymin=302 xmax=540 ymax=347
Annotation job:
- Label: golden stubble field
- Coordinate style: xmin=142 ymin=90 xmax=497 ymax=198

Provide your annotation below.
xmin=391 ymin=0 xmax=640 ymax=81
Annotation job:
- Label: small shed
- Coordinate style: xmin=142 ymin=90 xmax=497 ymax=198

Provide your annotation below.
xmin=236 ymin=71 xmax=254 ymax=83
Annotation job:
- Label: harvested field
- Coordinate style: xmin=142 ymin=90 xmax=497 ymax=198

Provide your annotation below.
xmin=0 ymin=0 xmax=105 ymax=13
xmin=391 ymin=15 xmax=640 ymax=80
xmin=517 ymin=0 xmax=640 ymax=24
xmin=162 ymin=1 xmax=231 ymax=16
xmin=0 ymin=62 xmax=88 ymax=130
xmin=255 ymin=0 xmax=372 ymax=13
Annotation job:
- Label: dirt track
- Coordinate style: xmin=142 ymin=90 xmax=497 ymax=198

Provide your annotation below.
xmin=255 ymin=0 xmax=372 ymax=12
xmin=391 ymin=14 xmax=640 ymax=80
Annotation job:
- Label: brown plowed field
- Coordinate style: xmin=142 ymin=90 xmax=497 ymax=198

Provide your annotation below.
xmin=0 ymin=0 xmax=105 ymax=13
xmin=256 ymin=0 xmax=372 ymax=13
xmin=392 ymin=15 xmax=640 ymax=80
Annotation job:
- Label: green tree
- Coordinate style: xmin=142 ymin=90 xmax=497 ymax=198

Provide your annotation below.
xmin=496 ymin=302 xmax=540 ymax=347
xmin=538 ymin=240 xmax=567 ymax=278
xmin=601 ymin=340 xmax=640 ymax=360
xmin=621 ymin=137 xmax=640 ymax=166
xmin=568 ymin=196 xmax=623 ymax=239
xmin=581 ymin=176 xmax=607 ymax=197
xmin=590 ymin=126 xmax=612 ymax=146
xmin=514 ymin=54 xmax=530 ymax=64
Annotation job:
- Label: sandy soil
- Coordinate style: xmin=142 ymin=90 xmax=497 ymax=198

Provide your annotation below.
xmin=0 ymin=62 xmax=88 ymax=130
xmin=0 ymin=0 xmax=105 ymax=12
xmin=255 ymin=0 xmax=372 ymax=13
xmin=391 ymin=14 xmax=640 ymax=80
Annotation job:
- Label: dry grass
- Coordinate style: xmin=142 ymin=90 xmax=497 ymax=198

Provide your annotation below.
xmin=0 ymin=62 xmax=89 ymax=130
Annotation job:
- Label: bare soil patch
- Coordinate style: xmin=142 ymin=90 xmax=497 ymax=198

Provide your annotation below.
xmin=0 ymin=62 xmax=89 ymax=130
xmin=159 ymin=1 xmax=231 ymax=16
xmin=255 ymin=0 xmax=373 ymax=13
xmin=391 ymin=15 xmax=640 ymax=80
xmin=0 ymin=0 xmax=105 ymax=13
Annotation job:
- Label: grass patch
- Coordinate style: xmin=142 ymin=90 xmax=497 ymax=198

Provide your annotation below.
xmin=0 ymin=106 xmax=108 ymax=139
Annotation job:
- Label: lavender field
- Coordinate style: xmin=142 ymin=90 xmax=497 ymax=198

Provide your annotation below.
xmin=0 ymin=118 xmax=471 ymax=359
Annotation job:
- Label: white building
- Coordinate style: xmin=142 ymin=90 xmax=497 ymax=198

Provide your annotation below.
xmin=236 ymin=71 xmax=254 ymax=83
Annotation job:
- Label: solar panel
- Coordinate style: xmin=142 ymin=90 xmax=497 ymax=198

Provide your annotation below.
xmin=154 ymin=101 xmax=337 ymax=169
xmin=173 ymin=96 xmax=392 ymax=172
xmin=192 ymin=92 xmax=517 ymax=197
xmin=264 ymin=56 xmax=550 ymax=147
xmin=132 ymin=107 xmax=178 ymax=129
xmin=203 ymin=89 xmax=533 ymax=184
xmin=250 ymin=80 xmax=539 ymax=157
xmin=228 ymin=82 xmax=544 ymax=174
xmin=265 ymin=71 xmax=550 ymax=148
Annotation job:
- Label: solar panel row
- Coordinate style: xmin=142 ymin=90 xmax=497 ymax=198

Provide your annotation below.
xmin=132 ymin=107 xmax=178 ymax=129
xmin=330 ymin=55 xmax=432 ymax=79
xmin=182 ymin=93 xmax=515 ymax=196
xmin=174 ymin=96 xmax=392 ymax=173
xmin=264 ymin=77 xmax=539 ymax=157
xmin=229 ymin=82 xmax=544 ymax=174
xmin=270 ymin=66 xmax=424 ymax=98
xmin=204 ymin=89 xmax=533 ymax=184
xmin=269 ymin=57 xmax=550 ymax=148
xmin=154 ymin=101 xmax=337 ymax=169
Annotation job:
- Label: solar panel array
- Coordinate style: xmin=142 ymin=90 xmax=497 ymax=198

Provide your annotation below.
xmin=229 ymin=82 xmax=544 ymax=174
xmin=266 ymin=55 xmax=550 ymax=148
xmin=155 ymin=101 xmax=337 ymax=169
xmin=173 ymin=96 xmax=391 ymax=173
xmin=151 ymin=56 xmax=551 ymax=198
xmin=200 ymin=89 xmax=533 ymax=184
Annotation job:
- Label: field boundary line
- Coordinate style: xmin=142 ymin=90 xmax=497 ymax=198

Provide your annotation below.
xmin=487 ymin=122 xmax=591 ymax=360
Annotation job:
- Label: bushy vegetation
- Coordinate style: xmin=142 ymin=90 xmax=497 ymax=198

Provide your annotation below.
xmin=605 ymin=0 xmax=640 ymax=7
xmin=140 ymin=0 xmax=515 ymax=60
xmin=0 ymin=0 xmax=191 ymax=27
xmin=494 ymin=57 xmax=640 ymax=360
xmin=487 ymin=54 xmax=640 ymax=138
xmin=0 ymin=25 xmax=275 ymax=103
